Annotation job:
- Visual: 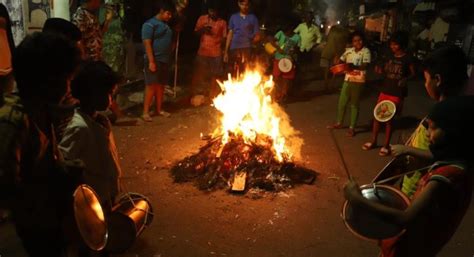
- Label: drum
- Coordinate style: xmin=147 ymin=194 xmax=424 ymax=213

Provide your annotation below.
xmin=374 ymin=100 xmax=396 ymax=122
xmin=341 ymin=184 xmax=410 ymax=241
xmin=73 ymin=185 xmax=108 ymax=251
xmin=278 ymin=58 xmax=293 ymax=73
xmin=73 ymin=185 xmax=154 ymax=253
xmin=330 ymin=63 xmax=348 ymax=74
xmin=105 ymin=192 xmax=154 ymax=253
xmin=264 ymin=42 xmax=277 ymax=55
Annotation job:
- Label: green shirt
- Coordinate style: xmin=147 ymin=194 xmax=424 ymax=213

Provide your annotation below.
xmin=274 ymin=31 xmax=301 ymax=60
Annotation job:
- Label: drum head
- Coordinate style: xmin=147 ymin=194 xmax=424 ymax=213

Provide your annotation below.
xmin=73 ymin=185 xmax=108 ymax=251
xmin=278 ymin=58 xmax=293 ymax=73
xmin=374 ymin=100 xmax=396 ymax=122
xmin=342 ymin=184 xmax=410 ymax=241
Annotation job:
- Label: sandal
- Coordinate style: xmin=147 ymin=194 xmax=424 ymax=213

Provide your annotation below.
xmin=346 ymin=128 xmax=355 ymax=137
xmin=379 ymin=146 xmax=391 ymax=156
xmin=326 ymin=123 xmax=343 ymax=129
xmin=362 ymin=142 xmax=376 ymax=150
xmin=141 ymin=113 xmax=152 ymax=122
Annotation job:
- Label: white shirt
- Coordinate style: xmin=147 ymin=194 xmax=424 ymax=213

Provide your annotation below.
xmin=340 ymin=47 xmax=371 ymax=83
xmin=59 ymin=110 xmax=122 ymax=203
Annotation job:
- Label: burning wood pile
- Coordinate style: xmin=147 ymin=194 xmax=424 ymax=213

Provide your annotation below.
xmin=171 ymin=71 xmax=318 ymax=192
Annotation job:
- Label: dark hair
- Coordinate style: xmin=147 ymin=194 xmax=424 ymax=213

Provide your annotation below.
xmin=71 ymin=61 xmax=119 ymax=108
xmin=43 ymin=18 xmax=82 ymax=42
xmin=206 ymin=0 xmax=218 ymax=10
xmin=0 ymin=3 xmax=15 ymax=55
xmin=389 ymin=31 xmax=409 ymax=50
xmin=428 ymin=96 xmax=474 ymax=162
xmin=160 ymin=1 xmax=175 ymax=13
xmin=12 ymin=32 xmax=81 ymax=104
xmin=350 ymin=30 xmax=365 ymax=43
xmin=423 ymin=46 xmax=468 ymax=97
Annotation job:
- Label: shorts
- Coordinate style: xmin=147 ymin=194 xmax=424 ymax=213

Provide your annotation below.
xmin=272 ymin=59 xmax=296 ymax=80
xmin=196 ymin=55 xmax=224 ymax=77
xmin=144 ymin=61 xmax=169 ymax=86
xmin=377 ymin=92 xmax=403 ymax=114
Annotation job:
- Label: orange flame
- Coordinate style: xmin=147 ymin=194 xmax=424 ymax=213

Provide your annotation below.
xmin=212 ymin=71 xmax=302 ymax=162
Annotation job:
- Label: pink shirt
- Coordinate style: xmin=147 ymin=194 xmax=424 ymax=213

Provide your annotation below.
xmin=194 ymin=15 xmax=227 ymax=57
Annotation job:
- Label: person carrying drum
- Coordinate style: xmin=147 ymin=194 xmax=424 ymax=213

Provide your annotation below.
xmin=327 ymin=31 xmax=371 ymax=137
xmin=388 ymin=46 xmax=470 ymax=197
xmin=271 ymin=23 xmax=301 ymax=102
xmin=362 ymin=31 xmax=415 ymax=156
xmin=344 ymin=95 xmax=474 ymax=257
xmin=59 ymin=61 xmax=122 ymax=209
xmin=223 ymin=0 xmax=259 ymax=77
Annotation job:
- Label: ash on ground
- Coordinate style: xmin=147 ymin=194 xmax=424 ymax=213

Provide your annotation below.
xmin=170 ymin=135 xmax=318 ymax=193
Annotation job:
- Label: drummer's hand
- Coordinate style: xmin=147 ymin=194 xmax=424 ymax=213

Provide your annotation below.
xmin=391 ymin=144 xmax=408 ymax=156
xmin=344 ymin=179 xmax=362 ymax=202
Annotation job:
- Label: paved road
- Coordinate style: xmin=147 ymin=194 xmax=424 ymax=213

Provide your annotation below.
xmin=1 ymin=76 xmax=473 ymax=257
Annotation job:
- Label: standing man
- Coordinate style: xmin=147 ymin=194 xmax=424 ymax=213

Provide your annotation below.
xmin=72 ymin=0 xmax=113 ymax=61
xmin=294 ymin=11 xmax=322 ymax=64
xmin=141 ymin=2 xmax=174 ymax=122
xmin=192 ymin=1 xmax=227 ymax=98
xmin=224 ymin=0 xmax=259 ymax=76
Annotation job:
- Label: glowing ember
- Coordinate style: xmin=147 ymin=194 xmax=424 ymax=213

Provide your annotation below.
xmin=211 ymin=71 xmax=301 ymax=162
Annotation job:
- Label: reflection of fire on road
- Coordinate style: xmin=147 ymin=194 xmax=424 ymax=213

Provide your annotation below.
xmin=171 ymin=71 xmax=318 ymax=192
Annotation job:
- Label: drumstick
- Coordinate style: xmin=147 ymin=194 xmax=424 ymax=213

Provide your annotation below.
xmin=329 ymin=129 xmax=353 ymax=180
xmin=374 ymin=165 xmax=431 ymax=185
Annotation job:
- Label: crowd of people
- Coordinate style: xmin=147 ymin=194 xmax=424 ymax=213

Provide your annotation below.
xmin=0 ymin=0 xmax=473 ymax=257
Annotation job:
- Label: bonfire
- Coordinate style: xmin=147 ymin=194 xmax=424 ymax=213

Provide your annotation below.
xmin=171 ymin=71 xmax=317 ymax=192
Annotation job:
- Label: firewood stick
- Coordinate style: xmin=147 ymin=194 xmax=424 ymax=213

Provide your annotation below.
xmin=216 ymin=144 xmax=225 ymax=158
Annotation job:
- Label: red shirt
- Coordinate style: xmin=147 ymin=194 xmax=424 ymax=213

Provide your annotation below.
xmin=380 ymin=162 xmax=473 ymax=257
xmin=194 ymin=15 xmax=227 ymax=57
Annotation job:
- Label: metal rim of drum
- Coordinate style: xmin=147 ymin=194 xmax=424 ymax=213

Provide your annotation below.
xmin=278 ymin=58 xmax=293 ymax=73
xmin=374 ymin=100 xmax=397 ymax=122
xmin=105 ymin=192 xmax=154 ymax=253
xmin=73 ymin=184 xmax=108 ymax=251
xmin=341 ymin=184 xmax=410 ymax=241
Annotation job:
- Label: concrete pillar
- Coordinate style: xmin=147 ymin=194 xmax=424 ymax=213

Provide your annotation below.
xmin=51 ymin=0 xmax=70 ymax=20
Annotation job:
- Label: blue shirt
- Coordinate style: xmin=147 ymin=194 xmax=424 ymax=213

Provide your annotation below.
xmin=141 ymin=17 xmax=173 ymax=63
xmin=228 ymin=13 xmax=259 ymax=50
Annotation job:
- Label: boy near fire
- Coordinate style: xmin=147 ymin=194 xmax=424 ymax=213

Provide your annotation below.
xmin=192 ymin=1 xmax=227 ymax=99
xmin=224 ymin=0 xmax=259 ymax=76
xmin=271 ymin=23 xmax=300 ymax=102
xmin=327 ymin=31 xmax=371 ymax=137
xmin=362 ymin=31 xmax=415 ymax=156
xmin=141 ymin=2 xmax=174 ymax=122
